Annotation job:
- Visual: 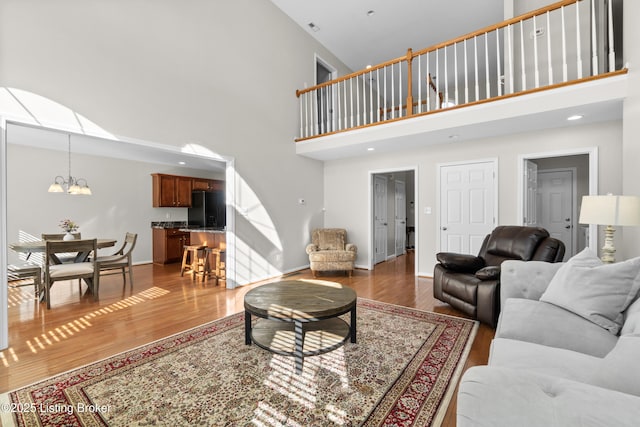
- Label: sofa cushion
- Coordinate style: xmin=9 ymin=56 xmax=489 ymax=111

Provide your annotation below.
xmin=540 ymin=248 xmax=640 ymax=335
xmin=489 ymin=338 xmax=600 ymax=384
xmin=436 ymin=252 xmax=485 ymax=273
xmin=308 ymin=250 xmax=356 ymax=263
xmin=496 ymin=298 xmax=617 ymax=357
xmin=591 ymin=334 xmax=640 ymax=397
xmin=457 ymin=366 xmax=640 ymax=427
xmin=622 ymin=297 xmax=640 ymax=335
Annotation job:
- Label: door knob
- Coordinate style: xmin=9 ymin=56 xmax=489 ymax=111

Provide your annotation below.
xmin=565 ymin=225 xmax=571 ymax=229
xmin=442 ymin=226 xmax=448 ymax=231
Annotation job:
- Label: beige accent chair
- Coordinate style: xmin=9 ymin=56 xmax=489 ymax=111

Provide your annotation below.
xmin=306 ymin=228 xmax=357 ymax=277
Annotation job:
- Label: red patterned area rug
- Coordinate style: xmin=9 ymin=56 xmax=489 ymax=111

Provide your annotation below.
xmin=1 ymin=299 xmax=477 ymax=426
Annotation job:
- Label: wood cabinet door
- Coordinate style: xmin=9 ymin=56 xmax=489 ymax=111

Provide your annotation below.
xmin=175 ymin=177 xmax=192 ymax=207
xmin=166 ymin=234 xmax=185 ymax=262
xmin=192 ymin=178 xmax=210 ymax=191
xmin=158 ymin=175 xmax=177 ymax=207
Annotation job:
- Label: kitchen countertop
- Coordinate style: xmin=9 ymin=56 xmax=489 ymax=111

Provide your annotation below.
xmin=179 ymin=227 xmax=226 ymax=233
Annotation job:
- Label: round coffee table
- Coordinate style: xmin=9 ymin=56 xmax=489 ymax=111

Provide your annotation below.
xmin=244 ymin=280 xmax=357 ymax=373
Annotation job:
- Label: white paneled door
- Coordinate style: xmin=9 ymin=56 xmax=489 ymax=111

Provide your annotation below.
xmin=374 ymin=175 xmax=388 ymax=264
xmin=395 ymin=180 xmax=406 ymax=256
xmin=439 ymin=161 xmax=497 ymax=255
xmin=537 ymin=169 xmax=574 ymax=259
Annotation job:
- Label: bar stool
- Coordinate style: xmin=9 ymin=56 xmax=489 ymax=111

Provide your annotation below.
xmin=180 ymin=245 xmax=207 ymax=280
xmin=204 ymin=247 xmax=226 ymax=286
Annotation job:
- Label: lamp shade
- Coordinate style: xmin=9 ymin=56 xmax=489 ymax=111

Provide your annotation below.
xmin=579 ymin=195 xmax=640 ymax=226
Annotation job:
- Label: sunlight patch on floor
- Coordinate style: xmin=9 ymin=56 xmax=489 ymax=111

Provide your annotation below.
xmin=1 ymin=287 xmax=171 ymax=366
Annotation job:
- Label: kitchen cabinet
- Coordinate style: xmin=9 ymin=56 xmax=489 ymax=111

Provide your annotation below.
xmin=153 ymin=228 xmax=190 ymax=264
xmin=192 ymin=178 xmax=225 ymax=192
xmin=152 ymin=174 xmax=192 ymax=207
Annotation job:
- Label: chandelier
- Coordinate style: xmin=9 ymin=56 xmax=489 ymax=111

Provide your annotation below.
xmin=47 ymin=134 xmax=92 ymax=195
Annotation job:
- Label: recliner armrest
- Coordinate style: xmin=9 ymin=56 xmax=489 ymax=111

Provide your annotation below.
xmin=436 ymin=252 xmax=485 ymax=273
xmin=475 ymin=266 xmax=501 ymax=280
xmin=305 ymin=244 xmax=319 ymax=255
xmin=345 ymin=243 xmax=357 ymax=253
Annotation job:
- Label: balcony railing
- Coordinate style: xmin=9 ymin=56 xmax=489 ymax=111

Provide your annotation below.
xmin=295 ymin=0 xmax=625 ymax=141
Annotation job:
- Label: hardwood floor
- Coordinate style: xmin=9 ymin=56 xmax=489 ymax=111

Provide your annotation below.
xmin=2 ymin=252 xmax=494 ymax=425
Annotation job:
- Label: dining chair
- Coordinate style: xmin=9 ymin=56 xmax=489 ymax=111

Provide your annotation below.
xmin=95 ymin=232 xmax=137 ymax=291
xmin=42 ymin=233 xmax=82 ymax=263
xmin=44 ymin=239 xmax=98 ymax=309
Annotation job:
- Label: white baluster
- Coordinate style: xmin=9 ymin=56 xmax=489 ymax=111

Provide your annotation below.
xmin=496 ymin=28 xmax=502 ymax=96
xmin=436 ymin=49 xmax=440 ymax=108
xmin=418 ymin=54 xmax=422 ymax=113
xmin=343 ymin=80 xmax=348 ymax=129
xmin=299 ymin=94 xmax=303 ymax=138
xmin=485 ymin=32 xmax=490 ymax=98
xmin=547 ymin=11 xmax=553 ymax=84
xmin=454 ymin=43 xmax=459 ymax=106
xmin=576 ymin=1 xmax=583 ymax=79
xmin=369 ymin=71 xmax=374 ymax=124
xmin=474 ymin=36 xmax=479 ymax=101
xmin=391 ymin=64 xmax=395 ymax=119
xmin=464 ymin=40 xmax=469 ymax=104
xmin=444 ymin=47 xmax=449 ymax=106
xmin=336 ymin=81 xmax=341 ymax=131
xmin=356 ymin=76 xmax=361 ymax=126
xmin=350 ymin=78 xmax=354 ymax=128
xmin=608 ymin=0 xmax=615 ymax=71
xmin=313 ymin=89 xmax=318 ymax=136
xmin=376 ymin=68 xmax=381 ymax=122
xmin=533 ymin=15 xmax=540 ymax=88
xmin=398 ymin=62 xmax=403 ymax=117
xmin=520 ymin=21 xmax=526 ymax=90
xmin=591 ymin=0 xmax=598 ymax=75
xmin=426 ymin=53 xmax=431 ymax=111
xmin=507 ymin=24 xmax=514 ymax=94
xmin=562 ymin=6 xmax=568 ymax=81
xmin=384 ymin=66 xmax=388 ymax=120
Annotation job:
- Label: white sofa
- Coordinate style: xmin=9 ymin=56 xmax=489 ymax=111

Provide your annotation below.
xmin=457 ymin=254 xmax=640 ymax=427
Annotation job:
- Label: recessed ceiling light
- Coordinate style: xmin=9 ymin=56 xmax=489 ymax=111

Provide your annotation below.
xmin=367 ymin=10 xmax=375 ymax=17
xmin=178 ymin=161 xmax=186 ymax=165
xmin=448 ymin=134 xmax=459 ymax=140
xmin=308 ymin=22 xmax=320 ymax=32
xmin=367 ymin=147 xmax=375 ymax=151
xmin=567 ymin=115 xmax=583 ymax=121
xmin=366 ymin=65 xmax=372 ymax=69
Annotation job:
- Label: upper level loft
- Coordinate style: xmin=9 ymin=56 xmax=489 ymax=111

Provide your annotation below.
xmin=295 ymin=0 xmax=627 ymax=161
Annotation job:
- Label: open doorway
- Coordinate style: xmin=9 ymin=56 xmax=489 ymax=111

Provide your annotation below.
xmin=315 ymin=55 xmax=337 ymax=134
xmin=519 ymin=148 xmax=598 ymax=260
xmin=370 ymin=169 xmax=417 ymax=274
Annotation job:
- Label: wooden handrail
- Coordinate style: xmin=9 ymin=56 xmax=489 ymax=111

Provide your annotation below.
xmin=296 ymin=0 xmax=581 ymax=98
xmin=297 ymin=69 xmax=627 ymax=143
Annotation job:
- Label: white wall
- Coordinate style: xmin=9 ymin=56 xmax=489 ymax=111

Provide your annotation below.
xmin=324 ymin=120 xmax=622 ymax=276
xmin=0 ymin=0 xmax=353 ymax=285
xmin=622 ymin=0 xmax=640 ymax=257
xmin=7 ymin=142 xmax=224 ymax=265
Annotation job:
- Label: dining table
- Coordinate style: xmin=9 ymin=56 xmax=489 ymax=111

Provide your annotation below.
xmin=8 ymin=238 xmax=117 ymax=303
xmin=9 ymin=238 xmax=116 ymax=261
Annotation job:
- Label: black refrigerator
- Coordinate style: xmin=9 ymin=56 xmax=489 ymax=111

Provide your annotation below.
xmin=188 ymin=191 xmax=226 ymax=228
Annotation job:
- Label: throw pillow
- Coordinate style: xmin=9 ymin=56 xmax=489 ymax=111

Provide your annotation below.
xmin=540 ymin=248 xmax=640 ymax=335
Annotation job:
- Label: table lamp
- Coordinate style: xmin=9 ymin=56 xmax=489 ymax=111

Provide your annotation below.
xmin=579 ymin=194 xmax=640 ymax=263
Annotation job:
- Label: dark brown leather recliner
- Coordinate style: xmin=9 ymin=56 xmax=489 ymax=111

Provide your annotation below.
xmin=433 ymin=226 xmax=565 ymax=328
